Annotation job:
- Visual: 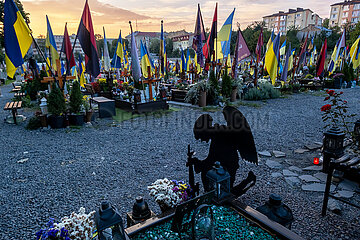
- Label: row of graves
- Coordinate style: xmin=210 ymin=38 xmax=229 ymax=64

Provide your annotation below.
xmin=35 ymin=106 xmax=308 ymax=240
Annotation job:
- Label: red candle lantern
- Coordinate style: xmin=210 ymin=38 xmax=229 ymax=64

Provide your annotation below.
xmin=314 ymin=157 xmax=320 ymax=165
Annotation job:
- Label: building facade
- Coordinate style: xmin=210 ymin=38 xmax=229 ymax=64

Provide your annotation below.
xmin=329 ymin=0 xmax=360 ymax=28
xmin=263 ymin=8 xmax=322 ymax=35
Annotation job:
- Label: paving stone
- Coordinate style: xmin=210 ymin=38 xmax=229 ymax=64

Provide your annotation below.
xmin=338 ymin=179 xmax=359 ymax=191
xmin=294 ymin=148 xmax=309 ymax=154
xmin=17 ymin=158 xmax=29 ymax=164
xmin=299 ymin=175 xmax=320 ymax=182
xmin=289 ymin=166 xmax=302 ymax=172
xmin=305 ymin=143 xmax=322 ymax=150
xmin=258 ymin=151 xmax=272 ymax=157
xmin=301 ymin=183 xmax=335 ymax=192
xmin=265 ymin=160 xmax=283 ymax=169
xmin=335 ymin=190 xmax=355 ymax=198
xmin=303 ymin=165 xmax=322 ymax=171
xmin=283 ymin=169 xmax=298 ymax=177
xmin=273 ymin=150 xmax=286 ymax=158
xmin=313 ymin=172 xmax=328 ymax=182
xmin=271 ymin=172 xmax=283 ymax=178
xmin=314 ymin=141 xmax=323 ymax=146
xmin=328 ymin=199 xmax=341 ymax=214
xmin=285 ymin=177 xmax=301 ymax=187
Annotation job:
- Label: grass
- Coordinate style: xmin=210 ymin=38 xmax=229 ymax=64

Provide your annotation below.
xmin=229 ymin=101 xmax=261 ymax=108
xmin=112 ymin=107 xmax=180 ymax=123
xmin=202 ymin=106 xmax=220 ymax=112
xmin=310 ymin=90 xmax=327 ymax=97
xmin=5 ymin=79 xmax=15 ymax=85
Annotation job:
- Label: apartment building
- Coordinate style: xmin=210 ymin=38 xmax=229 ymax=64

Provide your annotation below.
xmin=329 ymin=0 xmax=360 ymax=27
xmin=263 ymin=8 xmax=322 ymax=35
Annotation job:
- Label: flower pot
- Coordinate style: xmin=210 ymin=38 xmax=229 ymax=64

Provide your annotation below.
xmin=230 ymin=87 xmax=237 ymax=102
xmin=69 ymin=114 xmax=84 ymax=126
xmin=157 ymin=202 xmax=173 ymax=214
xmin=198 ymin=91 xmax=206 ymax=107
xmin=48 ymin=115 xmax=65 ymax=129
xmin=39 ymin=114 xmax=48 ymax=128
xmin=85 ymin=110 xmax=94 ymax=123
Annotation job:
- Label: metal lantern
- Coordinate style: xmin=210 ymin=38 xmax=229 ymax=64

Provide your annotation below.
xmin=354 ymin=120 xmax=360 ymax=147
xmin=206 ymin=162 xmax=230 ymax=201
xmin=256 ymin=194 xmax=294 ymax=229
xmin=191 ymin=204 xmax=214 ymax=240
xmin=94 ymin=201 xmax=126 ymax=240
xmin=40 ymin=97 xmax=48 ymax=114
xmin=322 ymin=126 xmax=345 ymax=172
xmin=132 ymin=196 xmax=151 ymax=221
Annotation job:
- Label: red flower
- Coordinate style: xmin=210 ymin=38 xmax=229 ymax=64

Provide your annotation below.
xmin=340 ymin=91 xmax=343 ymax=94
xmin=324 ymin=96 xmax=330 ymax=100
xmin=321 ymin=104 xmax=332 ymax=112
xmin=327 ymin=90 xmax=335 ymax=96
xmin=344 ymin=100 xmax=347 ymax=103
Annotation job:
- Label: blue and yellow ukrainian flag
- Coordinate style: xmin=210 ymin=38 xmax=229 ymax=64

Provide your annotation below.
xmin=216 ymin=9 xmax=235 ymax=60
xmin=266 ymin=30 xmax=274 ymax=53
xmin=111 ymin=31 xmax=124 ymax=69
xmin=45 ymin=15 xmax=59 ymax=71
xmin=265 ymin=33 xmax=280 ymax=85
xmin=288 ymin=48 xmax=296 ymax=71
xmin=140 ymin=40 xmax=152 ymax=78
xmin=4 ymin=0 xmax=33 ymax=78
xmin=123 ymin=42 xmax=129 ymax=70
xmin=160 ymin=21 xmax=166 ymax=76
xmin=78 ymin=55 xmax=86 ymax=87
xmin=280 ymin=40 xmax=286 ymax=57
xmin=180 ymin=48 xmax=186 ymax=72
xmin=186 ymin=49 xmax=191 ymax=72
xmin=350 ymin=35 xmax=360 ymax=70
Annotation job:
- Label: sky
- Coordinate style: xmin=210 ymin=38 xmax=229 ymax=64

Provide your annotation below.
xmin=22 ymin=0 xmax=340 ymax=38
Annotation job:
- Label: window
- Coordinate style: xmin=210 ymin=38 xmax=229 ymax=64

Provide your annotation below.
xmin=355 ymin=4 xmax=360 ymax=10
xmin=342 ymin=19 xmax=347 ymax=24
xmin=343 ymin=12 xmax=348 ymax=17
xmin=344 ymin=5 xmax=349 ymax=11
xmin=333 ymin=7 xmax=337 ymax=12
xmin=296 ymin=13 xmax=301 ymax=17
xmin=353 ymin=11 xmax=359 ymax=17
xmin=352 ymin=18 xmax=359 ymax=23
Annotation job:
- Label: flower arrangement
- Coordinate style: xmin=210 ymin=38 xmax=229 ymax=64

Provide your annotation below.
xmin=321 ymin=90 xmax=356 ymax=137
xmin=148 ymin=178 xmax=191 ymax=209
xmin=36 ymin=207 xmax=95 ymax=240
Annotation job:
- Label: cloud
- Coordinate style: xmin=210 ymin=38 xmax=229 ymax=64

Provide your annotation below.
xmin=23 ymin=0 xmax=335 ymax=38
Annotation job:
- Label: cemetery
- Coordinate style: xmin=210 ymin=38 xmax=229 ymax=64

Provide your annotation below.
xmin=0 ymin=0 xmax=360 ymax=239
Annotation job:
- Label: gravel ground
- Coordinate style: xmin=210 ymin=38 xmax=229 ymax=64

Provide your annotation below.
xmin=0 ymin=82 xmax=359 ymax=239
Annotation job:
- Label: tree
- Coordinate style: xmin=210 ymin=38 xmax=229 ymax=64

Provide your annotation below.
xmin=286 ymin=26 xmax=300 ymax=51
xmin=348 ymin=22 xmax=360 ymax=46
xmin=149 ymin=38 xmax=160 ymax=54
xmin=322 ymin=18 xmax=329 ymax=29
xmin=242 ymin=21 xmax=271 ymax=53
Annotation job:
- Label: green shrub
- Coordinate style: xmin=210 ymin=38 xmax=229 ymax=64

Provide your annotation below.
xmin=221 ymin=71 xmax=233 ymax=98
xmin=26 ymin=116 xmax=41 ymax=130
xmin=69 ymin=81 xmax=83 ymax=113
xmin=48 ymin=83 xmax=66 ymax=116
xmin=185 ymin=80 xmax=209 ymax=104
xmin=207 ymin=69 xmax=219 ymax=105
xmin=244 ymin=82 xmax=280 ymax=100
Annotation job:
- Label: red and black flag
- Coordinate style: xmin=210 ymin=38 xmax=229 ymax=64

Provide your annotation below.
xmin=255 ymin=28 xmax=263 ymax=63
xmin=316 ymin=39 xmax=327 ymax=77
xmin=297 ymin=33 xmax=308 ymax=69
xmin=203 ymin=3 xmax=217 ymax=61
xmin=77 ymin=0 xmax=100 ymax=78
xmin=61 ymin=23 xmax=76 ymax=74
xmin=192 ymin=4 xmax=206 ymax=67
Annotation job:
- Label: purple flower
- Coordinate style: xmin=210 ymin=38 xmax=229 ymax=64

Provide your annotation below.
xmin=47 ymin=229 xmax=59 ymax=238
xmin=60 ymin=227 xmax=69 ymax=238
xmin=172 ymin=186 xmax=179 ymax=192
xmin=47 ymin=218 xmax=55 ymax=228
xmin=35 ymin=229 xmax=45 ymax=240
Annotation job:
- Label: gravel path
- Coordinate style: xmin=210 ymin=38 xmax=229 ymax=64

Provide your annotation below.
xmin=0 ymin=82 xmax=359 ymax=239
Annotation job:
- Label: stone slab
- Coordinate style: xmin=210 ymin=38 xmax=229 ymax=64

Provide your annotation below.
xmin=301 ymin=183 xmax=335 ymax=192
xmin=271 ymin=172 xmax=283 ymax=178
xmin=328 ymin=199 xmax=341 ymax=213
xmin=338 ymin=179 xmax=359 ymax=191
xmin=305 ymin=143 xmax=322 ymax=150
xmin=265 ymin=160 xmax=283 ymax=169
xmin=289 ymin=166 xmax=302 ymax=172
xmin=313 ymin=172 xmax=328 ymax=182
xmin=335 ymin=190 xmax=355 ymax=199
xmin=258 ymin=151 xmax=272 ymax=157
xmin=303 ymin=165 xmax=322 ymax=171
xmin=283 ymin=169 xmax=298 ymax=177
xmin=285 ymin=177 xmax=301 ymax=187
xmin=294 ymin=149 xmax=309 ymax=154
xmin=299 ymin=175 xmax=320 ymax=183
xmin=273 ymin=150 xmax=286 ymax=158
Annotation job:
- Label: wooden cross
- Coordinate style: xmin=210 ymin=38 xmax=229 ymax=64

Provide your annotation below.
xmin=142 ymin=66 xmax=160 ymax=101
xmin=41 ymin=59 xmax=76 ymax=91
